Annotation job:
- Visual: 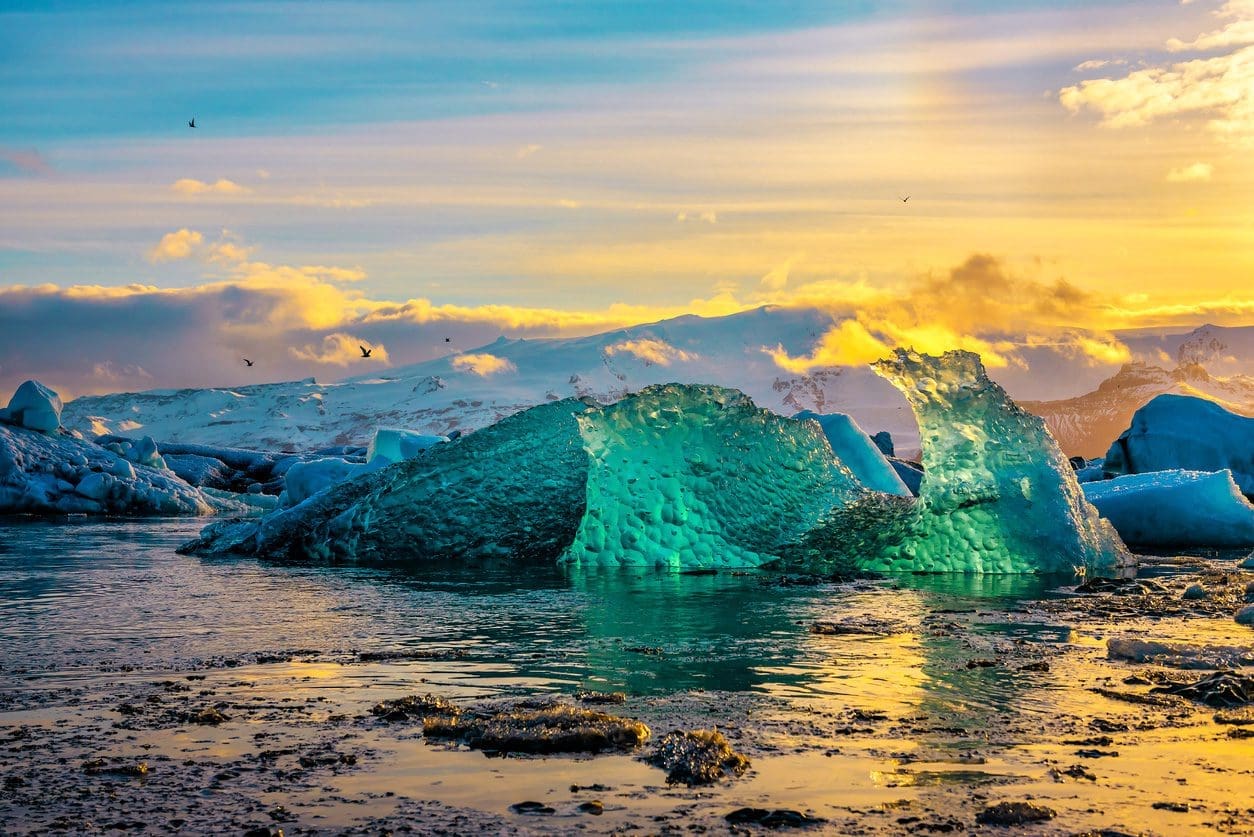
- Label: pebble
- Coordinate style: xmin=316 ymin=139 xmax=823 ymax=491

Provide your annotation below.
xmin=1182 ymin=584 xmax=1207 ymax=601
xmin=1235 ymin=604 xmax=1254 ymax=626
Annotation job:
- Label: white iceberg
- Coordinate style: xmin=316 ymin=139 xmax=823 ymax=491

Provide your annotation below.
xmin=1083 ymin=469 xmax=1254 ymax=548
xmin=1105 ymin=394 xmax=1254 ymax=496
xmin=794 ymin=410 xmax=910 ymax=496
xmin=1 ymin=380 xmax=64 ymax=434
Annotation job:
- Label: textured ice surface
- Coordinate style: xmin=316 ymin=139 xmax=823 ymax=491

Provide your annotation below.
xmin=0 ymin=422 xmax=215 ymax=516
xmin=1 ymin=380 xmax=63 ymax=433
xmin=367 ymin=428 xmax=448 ymax=464
xmin=1084 ymin=469 xmax=1254 ymax=548
xmin=794 ymin=411 xmax=910 ymax=496
xmin=1104 ymin=394 xmax=1254 ymax=496
xmin=564 ymin=386 xmax=864 ymax=568
xmin=184 ymin=352 xmax=1133 ymax=574
xmin=182 ymin=398 xmax=596 ymax=562
xmin=856 ymin=350 xmax=1131 ymax=574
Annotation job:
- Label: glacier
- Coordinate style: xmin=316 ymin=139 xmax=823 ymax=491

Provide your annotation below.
xmin=183 ymin=350 xmax=1132 ymax=575
xmin=1104 ymin=394 xmax=1253 ymax=496
xmin=1083 ymin=470 xmax=1254 ymax=548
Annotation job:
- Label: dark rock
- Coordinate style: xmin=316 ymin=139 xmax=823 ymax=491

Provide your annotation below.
xmin=510 ymin=801 xmax=555 ymax=815
xmin=646 ymin=729 xmax=750 ymax=785
xmin=975 ymin=802 xmax=1056 ymax=825
xmin=1152 ymin=801 xmax=1190 ymax=813
xmin=725 ymin=807 xmax=824 ymax=828
xmin=577 ymin=801 xmax=604 ymax=815
xmin=371 ymin=693 xmax=461 ymax=722
xmin=424 ymin=704 xmax=650 ymax=754
xmin=1153 ymin=670 xmax=1254 ymax=707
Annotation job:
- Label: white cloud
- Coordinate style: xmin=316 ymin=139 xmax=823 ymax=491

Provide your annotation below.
xmin=451 ymin=352 xmax=516 ymax=376
xmin=1166 ymin=161 xmax=1214 ymax=181
xmin=676 ymin=211 xmax=717 ymax=224
xmin=1073 ymin=58 xmax=1126 ymax=71
xmin=605 ymin=337 xmax=697 ymax=366
xmin=516 ymin=144 xmax=542 ymax=159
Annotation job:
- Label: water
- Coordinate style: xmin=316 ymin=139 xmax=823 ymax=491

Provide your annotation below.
xmin=1 ymin=519 xmax=1250 ymax=835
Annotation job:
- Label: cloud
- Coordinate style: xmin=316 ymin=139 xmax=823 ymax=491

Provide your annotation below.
xmin=1166 ymin=161 xmax=1214 ymax=181
xmin=451 ymin=352 xmax=516 ymax=376
xmin=767 ymin=253 xmax=1132 ymax=373
xmin=148 ymin=228 xmax=204 ymax=262
xmin=676 ymin=211 xmax=718 ymax=224
xmin=760 ymin=255 xmax=801 ymax=291
xmin=516 ymin=144 xmax=542 ymax=159
xmin=605 ymin=338 xmax=697 ymax=366
xmin=1073 ymin=58 xmax=1127 ymax=71
xmin=0 ymin=147 xmax=52 ymax=176
xmin=1060 ymin=2 xmax=1254 ymax=145
xmin=289 ymin=333 xmax=389 ymax=366
xmin=171 ymin=178 xmax=250 ymax=196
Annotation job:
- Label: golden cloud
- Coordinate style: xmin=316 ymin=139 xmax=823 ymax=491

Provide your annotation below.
xmin=289 ymin=333 xmax=389 ymax=366
xmin=148 ymin=228 xmax=204 ymax=262
xmin=1165 ymin=161 xmax=1214 ymax=181
xmin=171 ymin=178 xmax=250 ymax=196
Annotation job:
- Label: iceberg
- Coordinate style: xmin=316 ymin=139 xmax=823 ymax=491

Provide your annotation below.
xmin=183 ymin=351 xmax=1132 ymax=575
xmin=0 ymin=421 xmax=216 ymax=516
xmin=1104 ymin=394 xmax=1254 ymax=496
xmin=0 ymin=380 xmax=63 ymax=434
xmin=1083 ymin=470 xmax=1254 ymax=548
xmin=181 ymin=398 xmax=597 ymax=562
xmin=854 ymin=350 xmax=1131 ymax=574
xmin=564 ymin=386 xmax=864 ymax=569
xmin=280 ymin=456 xmax=378 ymax=506
xmin=367 ymin=427 xmax=449 ymax=464
xmin=793 ymin=411 xmax=910 ymax=496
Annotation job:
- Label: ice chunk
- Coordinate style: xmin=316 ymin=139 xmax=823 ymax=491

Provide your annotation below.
xmin=2 ymin=380 xmax=63 ymax=434
xmin=0 ymin=421 xmax=215 ymax=516
xmin=861 ymin=350 xmax=1131 ymax=574
xmin=181 ymin=398 xmax=597 ymax=562
xmin=565 ymin=387 xmax=865 ymax=568
xmin=794 ymin=411 xmax=910 ymax=496
xmin=890 ymin=459 xmax=923 ymax=496
xmin=366 ymin=427 xmax=448 ymax=464
xmin=281 ymin=456 xmax=378 ymax=506
xmin=1083 ymin=469 xmax=1254 ymax=548
xmin=1104 ymin=394 xmax=1254 ymax=496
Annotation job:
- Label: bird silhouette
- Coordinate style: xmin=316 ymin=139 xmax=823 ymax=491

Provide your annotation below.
xmin=444 ymin=337 xmax=451 ymax=343
xmin=243 ymin=358 xmax=254 ymax=367
xmin=359 ymin=345 xmax=373 ymax=358
xmin=188 ymin=118 xmax=196 ymax=128
xmin=900 ymin=195 xmax=910 ymax=203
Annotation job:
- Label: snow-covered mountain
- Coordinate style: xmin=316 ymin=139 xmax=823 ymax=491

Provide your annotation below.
xmin=62 ymin=307 xmax=921 ymax=455
xmin=58 ymin=314 xmax=1254 ymax=461
xmin=1022 ymin=361 xmax=1254 ymax=458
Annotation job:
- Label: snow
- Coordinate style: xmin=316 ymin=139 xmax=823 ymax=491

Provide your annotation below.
xmin=1103 ymin=394 xmax=1254 ymax=496
xmin=1083 ymin=469 xmax=1254 ymax=548
xmin=794 ymin=411 xmax=910 ymax=496
xmin=185 ymin=350 xmax=1134 ymax=575
xmin=0 ymin=421 xmax=218 ymax=516
xmin=366 ymin=428 xmax=448 ymax=465
xmin=2 ymin=380 xmax=63 ymax=434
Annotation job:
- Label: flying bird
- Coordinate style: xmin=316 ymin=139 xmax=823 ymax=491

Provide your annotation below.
xmin=899 ymin=195 xmax=910 ymax=203
xmin=243 ymin=358 xmax=254 ymax=367
xmin=188 ymin=118 xmax=196 ymax=128
xmin=359 ymin=345 xmax=373 ymax=358
xmin=444 ymin=337 xmax=451 ymax=343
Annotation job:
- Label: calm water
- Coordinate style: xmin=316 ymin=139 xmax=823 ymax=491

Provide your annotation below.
xmin=2 ymin=519 xmax=1250 ymax=835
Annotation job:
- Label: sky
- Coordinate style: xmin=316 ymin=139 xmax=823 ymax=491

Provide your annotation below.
xmin=1 ymin=0 xmax=1252 ymax=398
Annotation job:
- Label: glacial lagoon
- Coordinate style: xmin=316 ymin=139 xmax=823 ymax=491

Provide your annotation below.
xmin=1 ymin=519 xmax=1250 ymax=834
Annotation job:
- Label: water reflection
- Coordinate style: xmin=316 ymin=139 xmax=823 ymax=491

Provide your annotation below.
xmin=0 ymin=520 xmax=1110 ymax=735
